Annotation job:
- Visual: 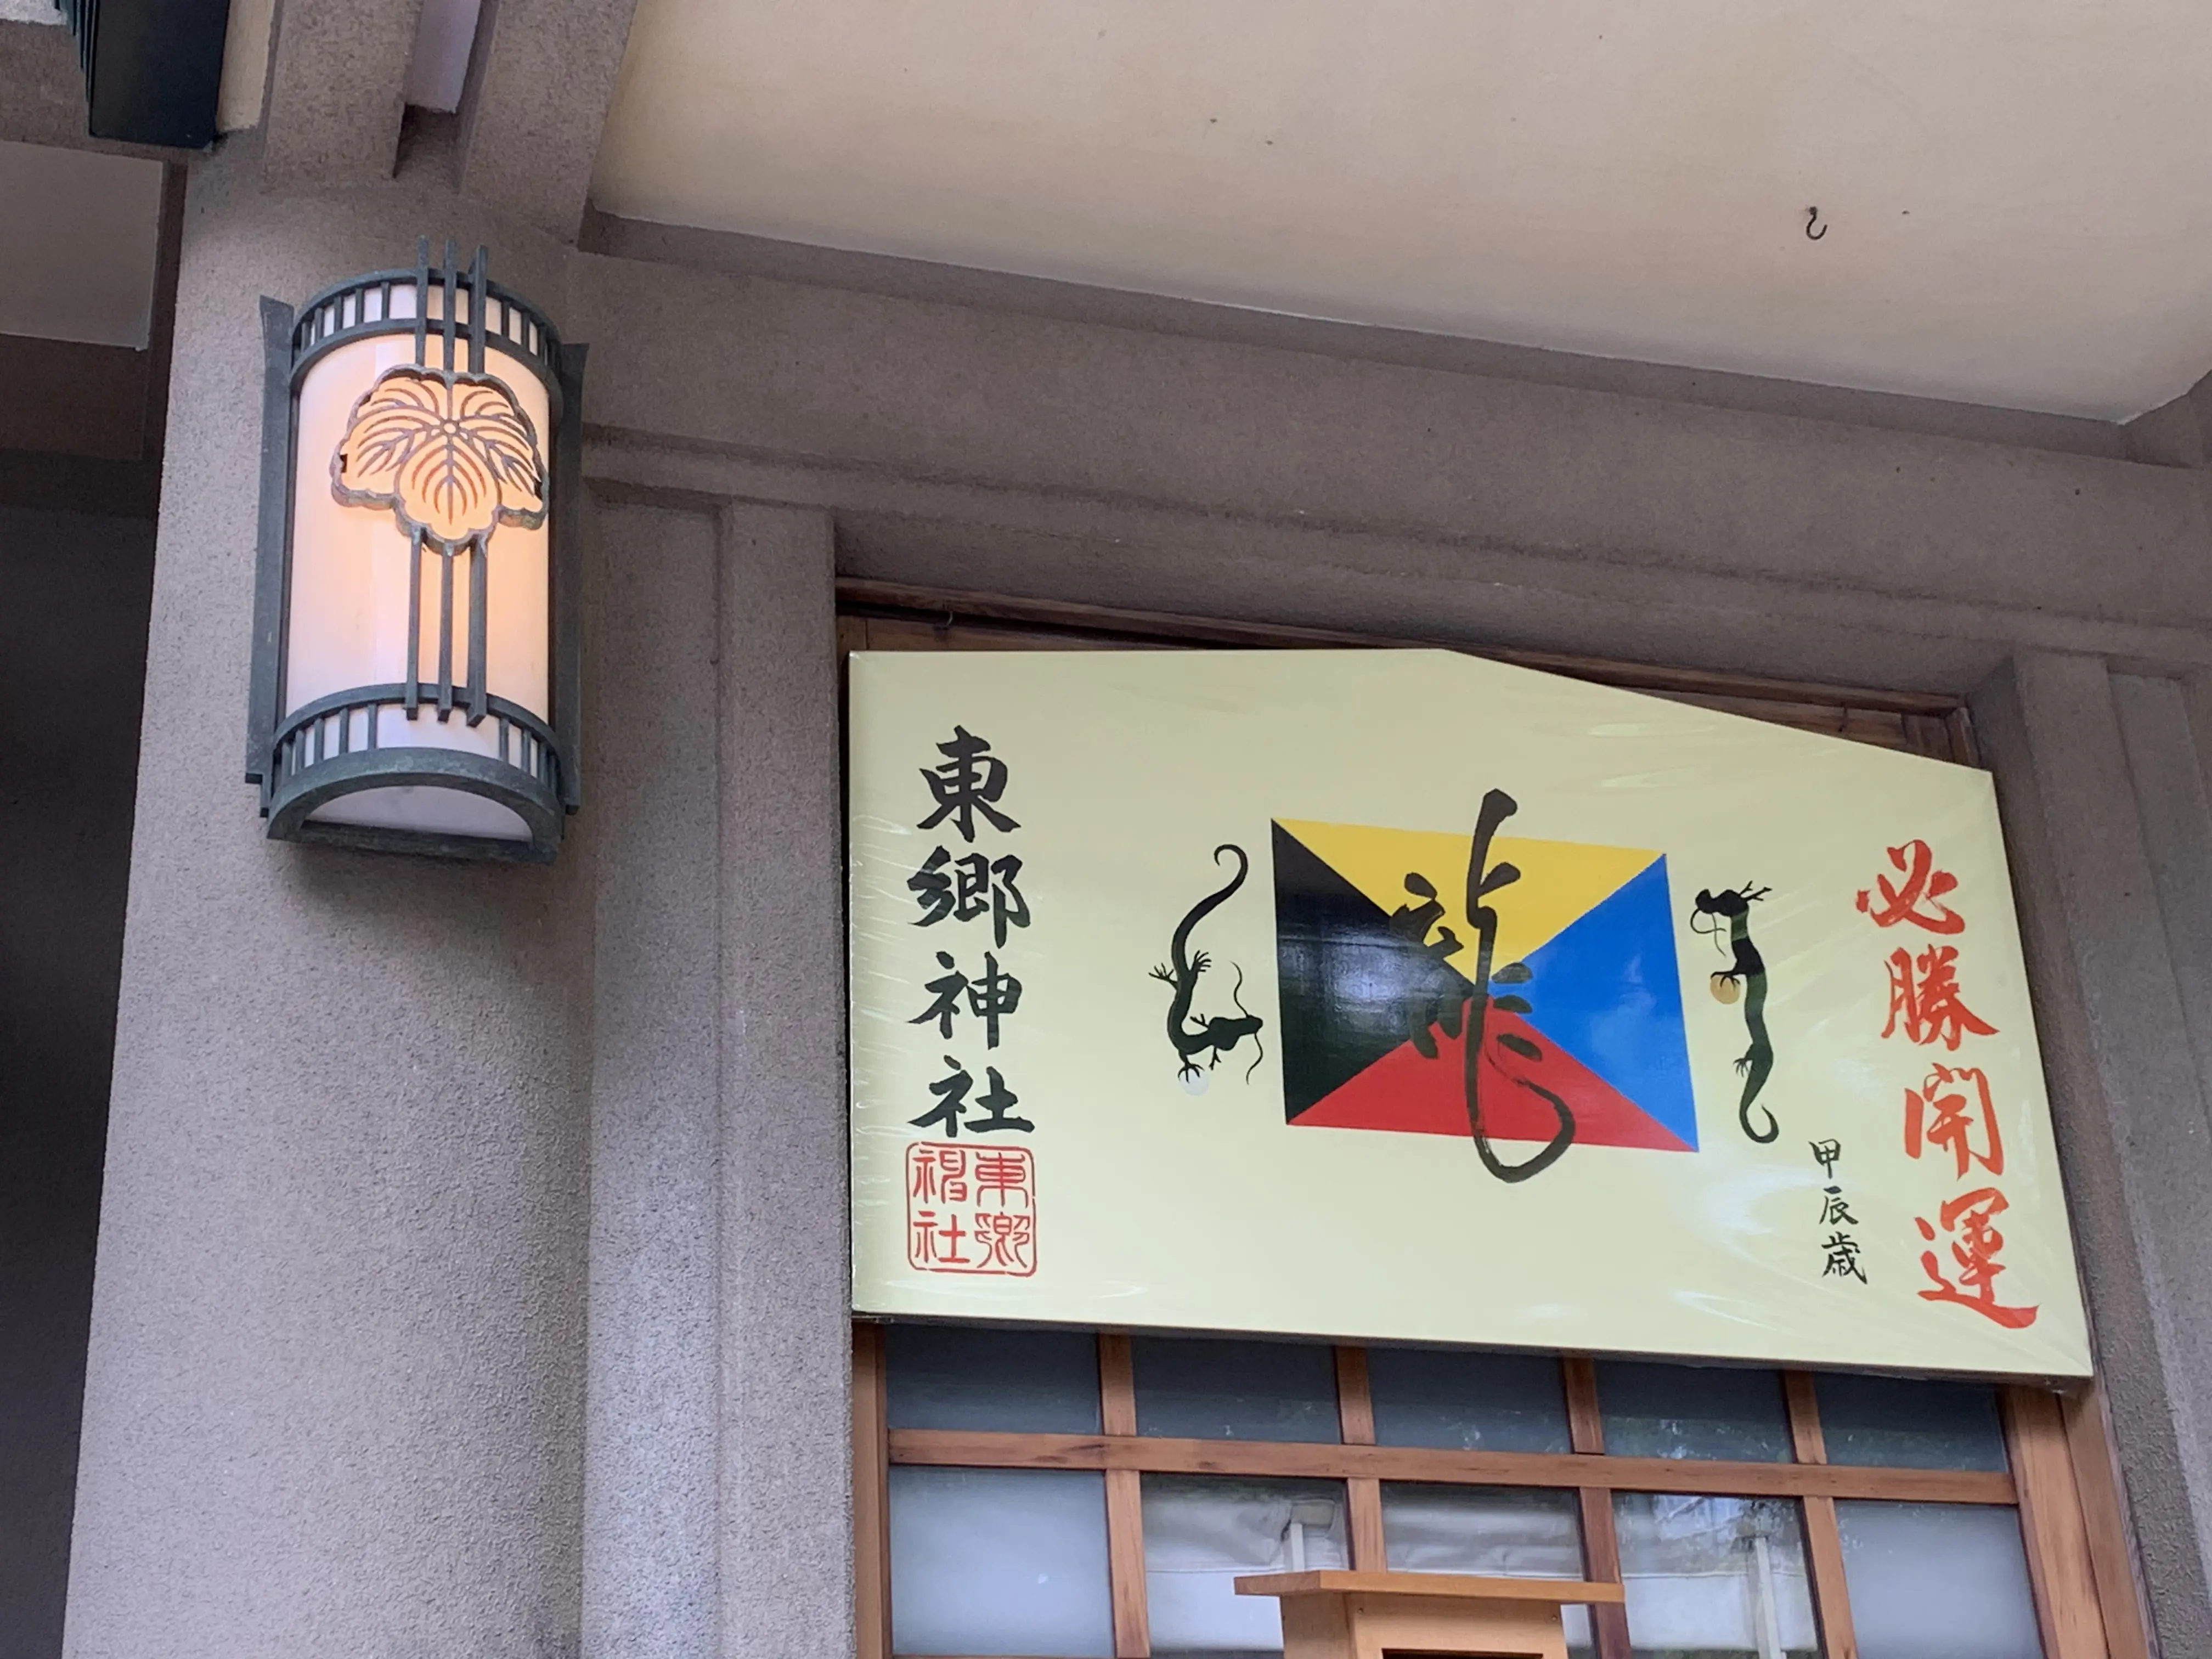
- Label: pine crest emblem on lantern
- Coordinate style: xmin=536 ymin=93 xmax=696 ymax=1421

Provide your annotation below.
xmin=332 ymin=354 xmax=547 ymax=723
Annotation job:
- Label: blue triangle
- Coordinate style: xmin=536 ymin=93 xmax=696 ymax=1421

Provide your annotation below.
xmin=1514 ymin=857 xmax=1698 ymax=1150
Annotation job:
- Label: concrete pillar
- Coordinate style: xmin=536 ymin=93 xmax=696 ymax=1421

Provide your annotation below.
xmin=2114 ymin=673 xmax=2212 ymax=1113
xmin=715 ymin=502 xmax=850 ymax=1657
xmin=583 ymin=501 xmax=723 ymax=1658
xmin=63 ymin=145 xmax=592 ymax=1658
xmin=1973 ymin=651 xmax=2212 ymax=1657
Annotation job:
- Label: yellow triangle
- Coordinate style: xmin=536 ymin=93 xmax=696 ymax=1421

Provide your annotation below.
xmin=1277 ymin=819 xmax=1661 ymax=968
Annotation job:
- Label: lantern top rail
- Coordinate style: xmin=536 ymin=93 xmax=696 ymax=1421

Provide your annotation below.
xmin=286 ymin=254 xmax=564 ymax=403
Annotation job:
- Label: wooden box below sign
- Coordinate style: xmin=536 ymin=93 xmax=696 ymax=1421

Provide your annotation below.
xmin=1236 ymin=1571 xmax=1627 ymax=1659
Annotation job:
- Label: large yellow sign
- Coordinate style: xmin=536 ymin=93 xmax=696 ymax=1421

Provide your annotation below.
xmin=848 ymin=650 xmax=2091 ymax=1377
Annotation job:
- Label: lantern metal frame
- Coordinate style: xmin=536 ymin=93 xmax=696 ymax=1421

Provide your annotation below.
xmin=245 ymin=244 xmax=586 ymax=862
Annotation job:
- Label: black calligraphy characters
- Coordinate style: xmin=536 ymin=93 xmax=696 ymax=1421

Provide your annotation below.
xmin=1389 ymin=791 xmax=1577 ymax=1183
xmin=909 ymin=847 xmax=1030 ymax=946
xmin=1150 ymin=844 xmax=1266 ymax=1092
xmin=917 ymin=724 xmax=1019 ymax=843
xmin=906 ymin=726 xmax=1034 ymax=1143
xmin=1692 ymin=883 xmax=1779 ymax=1143
xmin=908 ymin=950 xmax=1024 ymax=1048
xmin=1810 ymin=1137 xmax=1867 ymax=1284
xmin=1455 ymin=789 xmax=1576 ymax=1182
xmin=911 ymin=1056 xmax=1035 ymax=1137
xmin=1385 ymin=874 xmax=1465 ymax=1058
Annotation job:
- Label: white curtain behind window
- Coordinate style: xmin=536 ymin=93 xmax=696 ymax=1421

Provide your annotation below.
xmin=1143 ymin=1476 xmax=1348 ymax=1656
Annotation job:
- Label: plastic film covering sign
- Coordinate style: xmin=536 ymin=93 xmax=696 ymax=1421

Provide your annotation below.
xmin=847 ymin=650 xmax=2091 ymax=1377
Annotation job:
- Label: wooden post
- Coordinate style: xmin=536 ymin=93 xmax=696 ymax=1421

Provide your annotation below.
xmin=1099 ymin=1333 xmax=1151 ymax=1658
xmin=2061 ymin=1383 xmax=2151 ymax=1659
xmin=1785 ymin=1369 xmax=1859 ymax=1659
xmin=851 ymin=1324 xmax=892 ymax=1659
xmin=2004 ymin=1385 xmax=2109 ymax=1659
xmin=1562 ymin=1356 xmax=1632 ymax=1659
xmin=1336 ymin=1346 xmax=1389 ymax=1572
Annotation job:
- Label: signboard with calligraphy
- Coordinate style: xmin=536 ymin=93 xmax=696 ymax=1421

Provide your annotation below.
xmin=847 ymin=650 xmax=2092 ymax=1377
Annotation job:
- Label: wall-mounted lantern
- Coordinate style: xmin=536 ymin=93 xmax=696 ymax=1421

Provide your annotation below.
xmin=247 ymin=242 xmax=584 ymax=862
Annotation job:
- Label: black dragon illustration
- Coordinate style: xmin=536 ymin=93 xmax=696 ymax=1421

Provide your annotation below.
xmin=1692 ymin=883 xmax=1778 ymax=1143
xmin=1150 ymin=844 xmax=1265 ymax=1088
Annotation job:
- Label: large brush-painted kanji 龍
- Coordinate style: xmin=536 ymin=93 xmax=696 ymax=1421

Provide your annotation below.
xmin=1274 ymin=814 xmax=1696 ymax=1161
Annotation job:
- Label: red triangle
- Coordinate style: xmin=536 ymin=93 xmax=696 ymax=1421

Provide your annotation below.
xmin=1289 ymin=1011 xmax=1693 ymax=1152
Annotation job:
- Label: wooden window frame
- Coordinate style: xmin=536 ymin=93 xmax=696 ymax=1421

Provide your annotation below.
xmin=857 ymin=1329 xmax=2134 ymax=1659
xmin=843 ymin=584 xmax=2148 ymax=1659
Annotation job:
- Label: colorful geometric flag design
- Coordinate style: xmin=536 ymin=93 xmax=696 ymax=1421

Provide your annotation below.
xmin=1273 ymin=819 xmax=1698 ymax=1152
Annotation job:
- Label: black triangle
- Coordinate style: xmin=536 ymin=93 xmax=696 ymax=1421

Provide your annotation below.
xmin=1272 ymin=821 xmax=1475 ymax=1121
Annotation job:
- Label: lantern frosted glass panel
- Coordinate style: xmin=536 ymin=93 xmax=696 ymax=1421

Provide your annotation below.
xmin=887 ymin=1466 xmax=1113 ymax=1657
xmin=1613 ymin=1492 xmax=1819 ymax=1659
xmin=253 ymin=247 xmax=578 ymax=860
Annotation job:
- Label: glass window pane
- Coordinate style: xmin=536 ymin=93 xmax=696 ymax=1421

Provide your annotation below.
xmin=888 ymin=1466 xmax=1113 ymax=1657
xmin=1143 ymin=1474 xmax=1348 ymax=1656
xmin=1368 ymin=1346 xmax=1573 ymax=1452
xmin=1614 ymin=1492 xmax=1819 ymax=1659
xmin=1133 ymin=1337 xmax=1340 ymax=1443
xmin=1813 ymin=1374 xmax=2009 ymax=1471
xmin=1598 ymin=1361 xmax=1793 ymax=1462
xmin=1837 ymin=1500 xmax=2043 ymax=1659
xmin=1382 ymin=1483 xmax=1593 ymax=1654
xmin=885 ymin=1322 xmax=1102 ymax=1434
xmin=1382 ymin=1482 xmax=1585 ymax=1576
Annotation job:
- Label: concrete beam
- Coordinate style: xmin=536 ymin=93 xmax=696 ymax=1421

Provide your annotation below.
xmin=566 ymin=254 xmax=2212 ymax=648
xmin=2126 ymin=368 xmax=2212 ymax=469
xmin=456 ymin=0 xmax=639 ymax=240
xmin=260 ymin=0 xmax=421 ymax=189
xmin=584 ymin=214 xmax=2140 ymax=464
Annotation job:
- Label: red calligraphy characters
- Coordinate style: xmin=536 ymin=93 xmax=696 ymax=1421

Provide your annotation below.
xmin=1915 ymin=1188 xmax=2038 ymax=1329
xmin=1864 ymin=837 xmax=2038 ymax=1331
xmin=906 ymin=1142 xmax=1036 ymax=1277
xmin=1882 ymin=946 xmax=1999 ymax=1050
xmin=1856 ymin=839 xmax=1966 ymax=934
xmin=1905 ymin=1063 xmax=2005 ymax=1181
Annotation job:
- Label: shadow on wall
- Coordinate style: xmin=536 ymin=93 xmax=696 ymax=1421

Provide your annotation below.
xmin=0 ymin=504 xmax=153 ymax=1659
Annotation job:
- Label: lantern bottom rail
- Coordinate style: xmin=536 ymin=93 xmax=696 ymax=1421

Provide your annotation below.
xmin=262 ymin=682 xmax=565 ymax=862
